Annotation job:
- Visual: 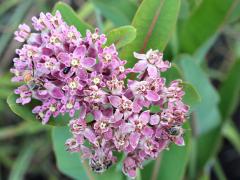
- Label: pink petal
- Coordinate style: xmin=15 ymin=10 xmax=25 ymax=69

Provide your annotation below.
xmin=81 ymin=57 xmax=96 ymax=68
xmin=139 ymin=110 xmax=150 ymax=124
xmin=108 ymin=96 xmax=121 ymax=108
xmin=146 ymin=90 xmax=160 ymax=101
xmin=57 ymin=52 xmax=69 ymax=63
xmin=133 ymin=60 xmax=147 ymax=72
xmin=129 ymin=132 xmax=140 ymax=149
xmin=175 ymin=136 xmax=185 ymax=146
xmin=150 ymin=114 xmax=160 ymax=125
xmin=73 ymin=45 xmax=86 ymax=58
xmin=49 ymin=87 xmax=64 ymax=99
xmin=143 ymin=126 xmax=154 ymax=137
xmin=147 ymin=65 xmax=158 ymax=78
xmin=133 ymin=52 xmax=147 ymax=60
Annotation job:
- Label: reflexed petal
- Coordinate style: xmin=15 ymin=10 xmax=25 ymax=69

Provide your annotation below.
xmin=108 ymin=96 xmax=121 ymax=107
xmin=143 ymin=126 xmax=154 ymax=137
xmin=133 ymin=60 xmax=147 ymax=72
xmin=73 ymin=45 xmax=86 ymax=58
xmin=129 ymin=132 xmax=140 ymax=149
xmin=146 ymin=90 xmax=160 ymax=101
xmin=57 ymin=52 xmax=69 ymax=63
xmin=175 ymin=136 xmax=185 ymax=146
xmin=81 ymin=57 xmax=96 ymax=68
xmin=139 ymin=110 xmax=150 ymax=124
xmin=133 ymin=52 xmax=147 ymax=60
xmin=150 ymin=114 xmax=160 ymax=125
xmin=147 ymin=64 xmax=158 ymax=78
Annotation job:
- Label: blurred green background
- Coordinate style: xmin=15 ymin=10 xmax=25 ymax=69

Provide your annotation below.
xmin=0 ymin=0 xmax=240 ymax=180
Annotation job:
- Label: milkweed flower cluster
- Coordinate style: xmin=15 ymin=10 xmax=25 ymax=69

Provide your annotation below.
xmin=12 ymin=11 xmax=189 ymax=179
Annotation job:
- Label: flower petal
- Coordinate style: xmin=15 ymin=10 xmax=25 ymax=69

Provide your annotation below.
xmin=81 ymin=57 xmax=96 ymax=68
xmin=147 ymin=64 xmax=158 ymax=78
xmin=146 ymin=90 xmax=160 ymax=101
xmin=73 ymin=45 xmax=86 ymax=58
xmin=150 ymin=114 xmax=160 ymax=125
xmin=139 ymin=110 xmax=150 ymax=124
xmin=133 ymin=60 xmax=147 ymax=72
xmin=108 ymin=96 xmax=121 ymax=108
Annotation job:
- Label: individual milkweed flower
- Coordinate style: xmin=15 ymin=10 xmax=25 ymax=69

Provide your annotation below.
xmin=122 ymin=156 xmax=139 ymax=179
xmin=32 ymin=98 xmax=61 ymax=124
xmin=65 ymin=137 xmax=81 ymax=152
xmin=133 ymin=49 xmax=171 ymax=78
xmin=14 ymin=24 xmax=31 ymax=42
xmin=14 ymin=85 xmax=32 ymax=105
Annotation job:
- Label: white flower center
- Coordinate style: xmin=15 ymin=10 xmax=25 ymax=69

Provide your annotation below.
xmin=68 ymin=32 xmax=74 ymax=38
xmin=93 ymin=77 xmax=100 ymax=85
xmin=69 ymin=81 xmax=78 ymax=89
xmin=49 ymin=105 xmax=56 ymax=112
xmin=66 ymin=103 xmax=73 ymax=109
xmin=71 ymin=58 xmax=80 ymax=67
xmin=92 ymin=33 xmax=99 ymax=40
xmin=99 ymin=122 xmax=107 ymax=129
xmin=50 ymin=36 xmax=59 ymax=44
xmin=119 ymin=66 xmax=125 ymax=72
xmin=104 ymin=54 xmax=112 ymax=62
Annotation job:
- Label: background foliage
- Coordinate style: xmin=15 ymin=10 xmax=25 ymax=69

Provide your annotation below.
xmin=0 ymin=0 xmax=240 ymax=180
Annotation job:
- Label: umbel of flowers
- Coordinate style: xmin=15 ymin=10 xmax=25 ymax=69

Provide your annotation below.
xmin=12 ymin=11 xmax=189 ymax=178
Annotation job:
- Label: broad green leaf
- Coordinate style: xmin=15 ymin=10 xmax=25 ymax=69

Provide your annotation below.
xmin=179 ymin=0 xmax=239 ymax=54
xmin=179 ymin=55 xmax=220 ymax=135
xmin=142 ymin=122 xmax=191 ymax=180
xmin=182 ymin=82 xmax=201 ymax=108
xmin=219 ymin=59 xmax=240 ymax=121
xmin=7 ymin=93 xmax=37 ymax=122
xmin=161 ymin=63 xmax=183 ymax=84
xmin=185 ymin=59 xmax=240 ymax=174
xmin=91 ymin=0 xmax=137 ymax=26
xmin=106 ymin=26 xmax=136 ymax=49
xmin=7 ymin=93 xmax=69 ymax=126
xmin=52 ymin=2 xmax=93 ymax=35
xmin=52 ymin=126 xmax=89 ymax=180
xmin=120 ymin=0 xmax=181 ymax=68
xmin=52 ymin=126 xmax=123 ymax=180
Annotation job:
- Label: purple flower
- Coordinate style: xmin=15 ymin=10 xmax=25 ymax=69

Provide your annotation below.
xmin=11 ymin=10 xmax=190 ymax=179
xmin=133 ymin=49 xmax=171 ymax=78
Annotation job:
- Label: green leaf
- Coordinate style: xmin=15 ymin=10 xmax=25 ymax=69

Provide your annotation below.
xmin=219 ymin=59 xmax=240 ymax=121
xmin=8 ymin=143 xmax=36 ymax=180
xmin=223 ymin=121 xmax=240 ymax=153
xmin=194 ymin=60 xmax=240 ymax=173
xmin=52 ymin=2 xmax=93 ymax=35
xmin=106 ymin=26 xmax=136 ymax=49
xmin=91 ymin=0 xmax=137 ymax=26
xmin=179 ymin=0 xmax=240 ymax=54
xmin=161 ymin=63 xmax=183 ymax=84
xmin=179 ymin=55 xmax=220 ymax=135
xmin=120 ymin=0 xmax=181 ymax=68
xmin=182 ymin=82 xmax=201 ymax=108
xmin=52 ymin=126 xmax=90 ymax=180
xmin=7 ymin=93 xmax=69 ymax=126
xmin=142 ymin=122 xmax=191 ymax=180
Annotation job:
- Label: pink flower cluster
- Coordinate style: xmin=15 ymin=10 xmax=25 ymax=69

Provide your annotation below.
xmin=12 ymin=11 xmax=189 ymax=178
